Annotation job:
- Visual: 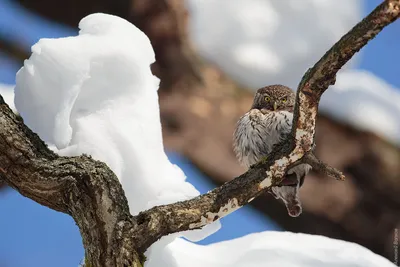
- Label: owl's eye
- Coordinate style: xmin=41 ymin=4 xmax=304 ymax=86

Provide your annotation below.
xmin=281 ymin=97 xmax=287 ymax=103
xmin=264 ymin=96 xmax=271 ymax=102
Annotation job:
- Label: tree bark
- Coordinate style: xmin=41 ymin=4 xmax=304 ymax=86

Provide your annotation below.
xmin=2 ymin=0 xmax=400 ymax=265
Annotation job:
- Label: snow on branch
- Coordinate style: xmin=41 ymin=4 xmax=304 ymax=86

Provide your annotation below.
xmin=0 ymin=0 xmax=399 ymax=266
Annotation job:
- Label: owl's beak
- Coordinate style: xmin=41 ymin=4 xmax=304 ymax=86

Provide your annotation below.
xmin=273 ymin=101 xmax=278 ymax=111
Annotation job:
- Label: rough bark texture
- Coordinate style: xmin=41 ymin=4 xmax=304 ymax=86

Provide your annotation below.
xmin=2 ymin=0 xmax=400 ymax=265
xmin=0 ymin=96 xmax=138 ymax=265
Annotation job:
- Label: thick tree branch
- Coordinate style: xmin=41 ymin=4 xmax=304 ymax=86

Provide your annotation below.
xmin=0 ymin=95 xmax=138 ymax=265
xmin=0 ymin=1 xmax=399 ymax=266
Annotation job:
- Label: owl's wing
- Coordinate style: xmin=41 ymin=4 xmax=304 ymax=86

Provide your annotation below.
xmin=273 ymin=111 xmax=293 ymax=141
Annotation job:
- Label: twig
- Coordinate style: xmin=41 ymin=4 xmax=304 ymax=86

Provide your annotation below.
xmin=303 ymin=153 xmax=345 ymax=181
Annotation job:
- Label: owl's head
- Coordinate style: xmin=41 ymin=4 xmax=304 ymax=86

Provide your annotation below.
xmin=251 ymin=84 xmax=295 ymax=112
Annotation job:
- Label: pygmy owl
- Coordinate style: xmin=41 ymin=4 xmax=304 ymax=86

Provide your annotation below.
xmin=233 ymin=85 xmax=311 ymax=217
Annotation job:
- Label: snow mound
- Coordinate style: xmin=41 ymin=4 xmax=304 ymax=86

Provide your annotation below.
xmin=0 ymin=83 xmax=16 ymax=112
xmin=14 ymin=13 xmax=220 ymax=243
xmin=155 ymin=231 xmax=395 ymax=267
xmin=186 ymin=0 xmax=361 ymax=88
xmin=321 ymin=70 xmax=400 ymax=146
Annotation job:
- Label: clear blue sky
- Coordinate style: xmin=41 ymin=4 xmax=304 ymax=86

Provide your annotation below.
xmin=0 ymin=0 xmax=399 ymax=266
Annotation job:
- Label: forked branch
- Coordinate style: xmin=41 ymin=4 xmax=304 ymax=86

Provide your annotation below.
xmin=0 ymin=0 xmax=398 ymax=266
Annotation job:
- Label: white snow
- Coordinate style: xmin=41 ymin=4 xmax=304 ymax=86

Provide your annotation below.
xmin=320 ymin=70 xmax=400 ymax=146
xmin=14 ymin=12 xmax=220 ymax=244
xmin=185 ymin=0 xmax=400 ymax=146
xmin=0 ymin=83 xmax=16 ymax=112
xmin=11 ymin=12 xmax=395 ymax=267
xmin=160 ymin=231 xmax=395 ymax=267
xmin=186 ymin=0 xmax=362 ymax=89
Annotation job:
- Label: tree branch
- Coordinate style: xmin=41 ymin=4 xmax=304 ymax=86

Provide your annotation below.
xmin=0 ymin=0 xmax=399 ymax=266
xmin=303 ymin=153 xmax=345 ymax=181
xmin=133 ymin=0 xmax=400 ymax=253
xmin=0 ymin=94 xmax=138 ymax=265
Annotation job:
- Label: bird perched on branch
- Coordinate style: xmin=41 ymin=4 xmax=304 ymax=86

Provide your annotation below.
xmin=233 ymin=85 xmax=311 ymax=217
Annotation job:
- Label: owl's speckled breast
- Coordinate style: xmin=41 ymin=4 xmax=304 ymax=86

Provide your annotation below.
xmin=233 ymin=85 xmax=311 ymax=217
xmin=233 ymin=109 xmax=292 ymax=168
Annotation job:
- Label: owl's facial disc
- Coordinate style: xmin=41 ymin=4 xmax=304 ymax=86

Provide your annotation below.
xmin=251 ymin=93 xmax=276 ymax=111
xmin=251 ymin=85 xmax=295 ymax=112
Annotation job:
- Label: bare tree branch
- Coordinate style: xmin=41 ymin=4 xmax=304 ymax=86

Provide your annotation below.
xmin=304 ymin=153 xmax=345 ymax=181
xmin=0 ymin=0 xmax=399 ymax=266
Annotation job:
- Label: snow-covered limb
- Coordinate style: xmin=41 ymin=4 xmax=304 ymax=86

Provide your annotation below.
xmin=0 ymin=1 xmax=399 ymax=267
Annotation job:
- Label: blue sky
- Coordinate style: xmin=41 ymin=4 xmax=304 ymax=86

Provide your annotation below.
xmin=0 ymin=0 xmax=399 ymax=266
xmin=360 ymin=0 xmax=400 ymax=87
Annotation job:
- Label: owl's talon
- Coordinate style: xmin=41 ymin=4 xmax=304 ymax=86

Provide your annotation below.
xmin=279 ymin=173 xmax=299 ymax=187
